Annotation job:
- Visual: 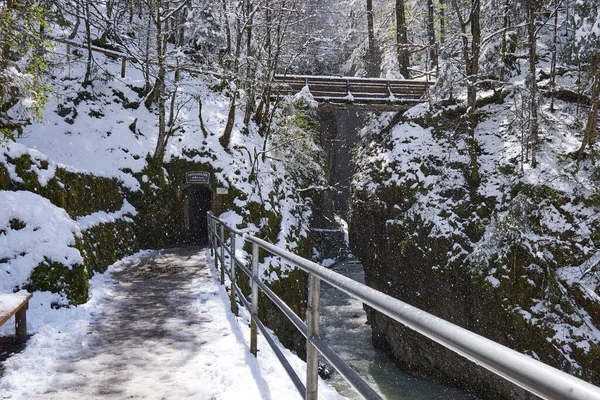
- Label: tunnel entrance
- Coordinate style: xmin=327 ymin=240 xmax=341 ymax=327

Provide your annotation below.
xmin=182 ymin=185 xmax=212 ymax=245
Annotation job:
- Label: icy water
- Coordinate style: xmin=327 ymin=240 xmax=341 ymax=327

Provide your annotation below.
xmin=320 ymin=260 xmax=478 ymax=400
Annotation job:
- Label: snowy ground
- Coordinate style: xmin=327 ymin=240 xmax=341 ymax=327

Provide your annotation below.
xmin=0 ymin=248 xmax=343 ymax=400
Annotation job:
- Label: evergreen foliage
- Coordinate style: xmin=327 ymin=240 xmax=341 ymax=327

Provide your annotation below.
xmin=0 ymin=0 xmax=51 ymax=141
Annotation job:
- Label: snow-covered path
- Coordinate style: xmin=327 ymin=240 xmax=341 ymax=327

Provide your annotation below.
xmin=0 ymin=248 xmax=342 ymax=400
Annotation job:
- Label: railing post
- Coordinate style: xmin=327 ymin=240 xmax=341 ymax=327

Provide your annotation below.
xmin=121 ymin=57 xmax=126 ymax=78
xmin=250 ymin=242 xmax=259 ymax=357
xmin=306 ymin=274 xmax=320 ymax=400
xmin=214 ymin=221 xmax=220 ymax=270
xmin=220 ymin=224 xmax=225 ymax=285
xmin=208 ymin=215 xmax=213 ymax=257
xmin=230 ymin=231 xmax=238 ymax=315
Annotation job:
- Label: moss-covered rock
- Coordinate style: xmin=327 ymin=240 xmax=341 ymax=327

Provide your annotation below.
xmin=3 ymin=153 xmax=123 ymax=218
xmin=25 ymin=258 xmax=89 ymax=305
xmin=78 ymin=219 xmax=139 ymax=275
xmin=0 ymin=163 xmax=10 ymax=190
xmin=2 ymin=152 xmax=138 ymax=305
xmin=350 ymin=106 xmax=600 ymax=398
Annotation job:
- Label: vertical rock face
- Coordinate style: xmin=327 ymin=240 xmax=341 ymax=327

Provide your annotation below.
xmin=349 ymin=109 xmax=600 ymax=399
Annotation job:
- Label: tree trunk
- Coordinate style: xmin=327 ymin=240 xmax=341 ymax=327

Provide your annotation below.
xmin=222 ymin=0 xmax=232 ymax=56
xmin=220 ymin=91 xmax=237 ymax=148
xmin=220 ymin=3 xmax=245 ymax=148
xmin=549 ymin=0 xmax=559 ymax=112
xmin=253 ymin=0 xmax=271 ymax=128
xmin=144 ymin=12 xmax=151 ymax=92
xmin=579 ymin=54 xmax=600 ymax=156
xmin=68 ymin=1 xmax=81 ymax=40
xmin=467 ymin=0 xmax=481 ymax=134
xmin=152 ymin=3 xmax=168 ymax=163
xmin=366 ymin=0 xmax=377 ymax=77
xmin=168 ymin=66 xmax=180 ymax=128
xmin=439 ymin=0 xmax=446 ymax=45
xmin=468 ymin=1 xmax=481 ymax=192
xmin=100 ymin=0 xmax=114 ymax=42
xmin=426 ymin=0 xmax=437 ymax=71
xmin=1 ymin=0 xmax=14 ymax=70
xmin=395 ymin=0 xmax=409 ymax=78
xmin=452 ymin=0 xmax=481 ymax=192
xmin=83 ymin=1 xmax=93 ymax=87
xmin=499 ymin=0 xmax=510 ymax=82
xmin=526 ymin=0 xmax=539 ymax=167
xmin=243 ymin=0 xmax=255 ymax=128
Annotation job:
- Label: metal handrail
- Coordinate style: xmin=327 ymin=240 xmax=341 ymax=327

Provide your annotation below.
xmin=207 ymin=212 xmax=600 ymax=400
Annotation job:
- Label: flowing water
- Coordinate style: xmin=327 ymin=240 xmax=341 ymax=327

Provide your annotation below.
xmin=320 ymin=259 xmax=478 ymax=400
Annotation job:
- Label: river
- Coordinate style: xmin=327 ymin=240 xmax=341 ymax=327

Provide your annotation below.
xmin=320 ymin=259 xmax=478 ymax=400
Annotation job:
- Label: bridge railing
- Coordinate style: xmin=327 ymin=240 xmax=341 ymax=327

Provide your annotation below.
xmin=207 ymin=212 xmax=600 ymax=400
xmin=271 ymin=74 xmax=433 ymax=109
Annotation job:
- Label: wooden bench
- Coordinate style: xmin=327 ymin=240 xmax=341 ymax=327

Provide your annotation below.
xmin=0 ymin=292 xmax=33 ymax=343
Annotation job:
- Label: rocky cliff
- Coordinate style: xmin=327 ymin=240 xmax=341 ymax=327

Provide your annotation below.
xmin=350 ymin=102 xmax=600 ymax=398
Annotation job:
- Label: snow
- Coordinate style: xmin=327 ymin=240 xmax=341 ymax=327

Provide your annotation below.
xmin=0 ymin=190 xmax=137 ymax=294
xmin=0 ymin=250 xmax=344 ymax=400
xmin=322 ymin=258 xmax=336 ymax=267
xmin=0 ymin=191 xmax=83 ymax=293
xmin=0 ymin=35 xmax=337 ymax=399
xmin=75 ymin=200 xmax=137 ymax=230
xmin=3 ymin=33 xmax=315 ymax=285
xmin=0 ymin=291 xmax=30 ymax=318
xmin=294 ymin=85 xmax=318 ymax=108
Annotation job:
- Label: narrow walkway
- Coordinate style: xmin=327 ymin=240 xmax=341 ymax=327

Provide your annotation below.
xmin=0 ymin=248 xmax=330 ymax=400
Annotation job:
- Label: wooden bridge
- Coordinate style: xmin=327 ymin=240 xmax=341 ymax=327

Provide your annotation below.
xmin=271 ymin=74 xmax=433 ymax=110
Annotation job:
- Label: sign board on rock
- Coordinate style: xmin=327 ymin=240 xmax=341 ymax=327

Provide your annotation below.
xmin=216 ymin=187 xmax=229 ymax=195
xmin=186 ymin=171 xmax=210 ymax=185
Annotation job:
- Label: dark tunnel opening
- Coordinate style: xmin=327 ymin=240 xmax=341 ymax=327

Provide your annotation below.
xmin=183 ymin=185 xmax=212 ymax=245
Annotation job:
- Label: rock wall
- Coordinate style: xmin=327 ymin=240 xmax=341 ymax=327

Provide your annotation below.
xmin=349 ymin=109 xmax=600 ymax=398
xmin=1 ymin=153 xmax=139 ymax=304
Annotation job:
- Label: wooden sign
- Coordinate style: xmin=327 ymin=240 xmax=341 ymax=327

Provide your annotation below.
xmin=186 ymin=171 xmax=210 ymax=184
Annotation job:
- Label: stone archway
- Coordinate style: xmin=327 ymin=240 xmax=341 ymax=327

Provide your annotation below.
xmin=182 ymin=185 xmax=212 ymax=244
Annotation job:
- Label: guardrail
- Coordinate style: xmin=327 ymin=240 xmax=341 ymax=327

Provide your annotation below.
xmin=207 ymin=212 xmax=600 ymax=400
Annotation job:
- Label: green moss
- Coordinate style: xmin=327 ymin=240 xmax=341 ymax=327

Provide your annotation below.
xmin=4 ymin=154 xmax=123 ymax=218
xmin=53 ymin=169 xmax=122 ymax=217
xmin=25 ymin=258 xmax=89 ymax=305
xmin=0 ymin=163 xmax=10 ymax=190
xmin=78 ymin=219 xmax=139 ymax=275
xmin=9 ymin=219 xmax=25 ymax=230
xmin=2 ymin=153 xmax=139 ymax=305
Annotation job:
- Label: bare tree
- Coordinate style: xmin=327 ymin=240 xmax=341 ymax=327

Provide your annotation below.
xmin=452 ymin=0 xmax=481 ymax=134
xmin=549 ymin=0 xmax=561 ymax=112
xmin=396 ymin=0 xmax=409 ymax=78
xmin=451 ymin=0 xmax=481 ymax=192
xmin=366 ymin=0 xmax=377 ymax=77
xmin=426 ymin=0 xmax=438 ymax=70
xmin=578 ymin=54 xmax=599 ymax=157
xmin=526 ymin=0 xmax=538 ymax=167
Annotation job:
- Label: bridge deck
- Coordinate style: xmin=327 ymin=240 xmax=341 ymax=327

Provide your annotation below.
xmin=272 ymin=74 xmax=433 ymax=110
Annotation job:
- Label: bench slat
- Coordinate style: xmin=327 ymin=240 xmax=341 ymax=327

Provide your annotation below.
xmin=0 ymin=292 xmax=33 ymax=327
